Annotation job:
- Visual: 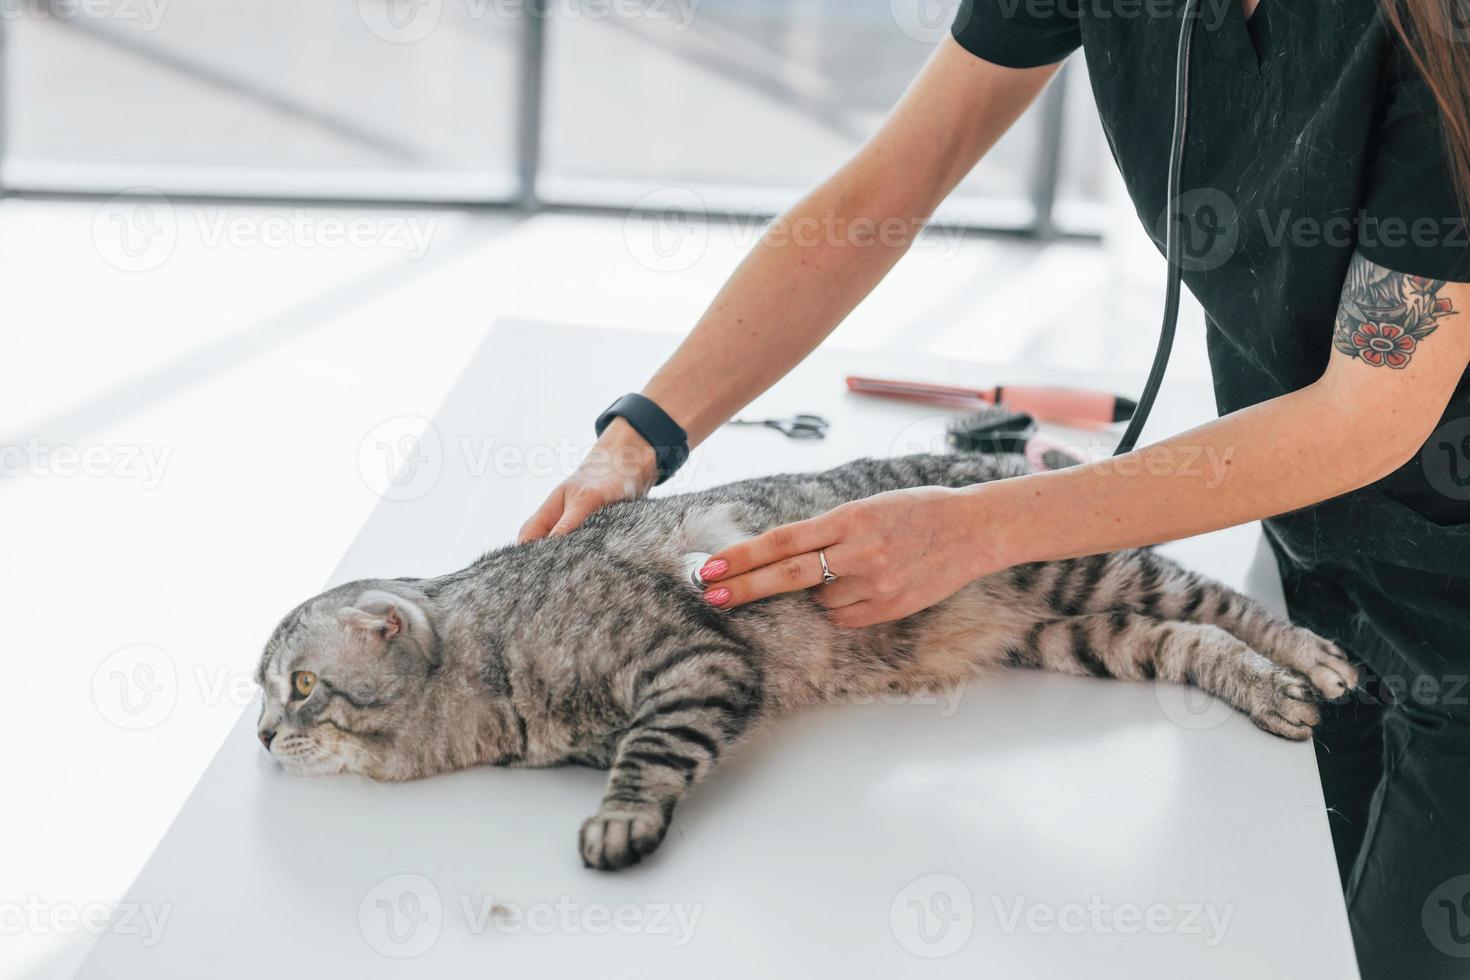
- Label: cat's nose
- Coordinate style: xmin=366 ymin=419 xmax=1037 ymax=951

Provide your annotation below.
xmin=258 ymin=728 xmax=276 ymax=751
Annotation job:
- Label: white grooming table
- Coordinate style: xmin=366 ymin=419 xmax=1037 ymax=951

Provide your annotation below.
xmin=79 ymin=321 xmax=1358 ymax=979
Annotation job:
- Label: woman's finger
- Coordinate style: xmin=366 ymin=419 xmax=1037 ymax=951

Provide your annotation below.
xmin=815 ymin=577 xmax=867 ymax=609
xmin=808 ymin=542 xmax=863 ymax=607
xmin=704 ymin=551 xmax=826 ymax=609
xmin=549 ymin=489 xmax=600 ymax=537
xmin=517 ymin=487 xmax=567 ymax=543
xmin=704 ymin=514 xmax=839 ymax=580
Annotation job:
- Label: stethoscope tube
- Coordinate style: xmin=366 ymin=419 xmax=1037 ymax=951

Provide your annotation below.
xmin=1113 ymin=0 xmax=1203 ymax=456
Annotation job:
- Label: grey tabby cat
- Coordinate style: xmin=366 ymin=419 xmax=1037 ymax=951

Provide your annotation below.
xmin=255 ymin=453 xmax=1357 ymax=870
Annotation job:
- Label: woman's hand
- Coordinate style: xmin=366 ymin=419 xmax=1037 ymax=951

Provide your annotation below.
xmin=518 ymin=419 xmax=658 ymax=542
xmin=698 ymin=486 xmax=999 ymax=628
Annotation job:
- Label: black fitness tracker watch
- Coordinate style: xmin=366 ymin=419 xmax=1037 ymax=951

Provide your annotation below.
xmin=594 ymin=393 xmax=689 ymax=486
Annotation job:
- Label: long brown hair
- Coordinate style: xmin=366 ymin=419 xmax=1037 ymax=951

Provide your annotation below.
xmin=1378 ymin=0 xmax=1470 ymax=216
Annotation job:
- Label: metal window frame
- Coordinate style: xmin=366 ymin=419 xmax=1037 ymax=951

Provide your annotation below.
xmin=0 ymin=4 xmax=1083 ymax=240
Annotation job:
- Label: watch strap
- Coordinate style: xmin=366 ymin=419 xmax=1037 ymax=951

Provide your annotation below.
xmin=594 ymin=393 xmax=689 ymax=486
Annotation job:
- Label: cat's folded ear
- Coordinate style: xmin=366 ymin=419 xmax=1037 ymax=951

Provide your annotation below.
xmin=338 ymin=589 xmax=442 ymax=668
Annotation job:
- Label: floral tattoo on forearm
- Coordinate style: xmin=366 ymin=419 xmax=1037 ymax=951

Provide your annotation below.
xmin=1333 ymin=253 xmax=1458 ymax=369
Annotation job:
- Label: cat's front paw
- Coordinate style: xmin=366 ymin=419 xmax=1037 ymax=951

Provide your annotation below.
xmin=579 ymin=807 xmax=669 ymax=871
xmin=1247 ymin=669 xmax=1322 ymax=741
xmin=1293 ymin=633 xmax=1359 ymax=702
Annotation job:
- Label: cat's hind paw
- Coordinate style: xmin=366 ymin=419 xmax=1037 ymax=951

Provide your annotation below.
xmin=579 ymin=808 xmax=669 ymax=871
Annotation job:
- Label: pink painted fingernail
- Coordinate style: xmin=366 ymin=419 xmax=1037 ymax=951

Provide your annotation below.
xmin=704 ymin=587 xmax=731 ymax=607
xmin=699 ymin=559 xmax=729 ymax=582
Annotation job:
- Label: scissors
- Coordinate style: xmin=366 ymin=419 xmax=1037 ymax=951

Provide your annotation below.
xmin=726 ymin=413 xmax=830 ymax=440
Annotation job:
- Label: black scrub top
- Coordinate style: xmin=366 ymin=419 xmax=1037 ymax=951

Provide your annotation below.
xmin=950 ymin=0 xmax=1470 ymax=625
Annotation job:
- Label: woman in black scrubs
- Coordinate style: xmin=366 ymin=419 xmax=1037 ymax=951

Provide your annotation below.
xmin=523 ymin=2 xmax=1470 ymax=973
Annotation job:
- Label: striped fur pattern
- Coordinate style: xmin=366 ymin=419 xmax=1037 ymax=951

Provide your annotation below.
xmin=255 ymin=453 xmax=1357 ymax=870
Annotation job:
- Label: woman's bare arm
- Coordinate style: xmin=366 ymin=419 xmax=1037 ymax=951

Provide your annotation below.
xmin=520 ymin=40 xmax=1060 ymax=540
xmin=642 ymin=40 xmax=1060 ymax=446
xmin=977 ymin=261 xmax=1469 ymax=570
xmin=703 ymin=260 xmax=1470 ymax=627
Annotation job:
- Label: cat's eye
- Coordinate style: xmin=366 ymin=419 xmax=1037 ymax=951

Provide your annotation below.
xmin=291 ymin=671 xmax=317 ymax=700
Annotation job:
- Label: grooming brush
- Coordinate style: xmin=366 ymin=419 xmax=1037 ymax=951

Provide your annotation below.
xmin=947 ymin=405 xmax=1088 ymax=472
xmin=947 ymin=404 xmax=1034 ymax=454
